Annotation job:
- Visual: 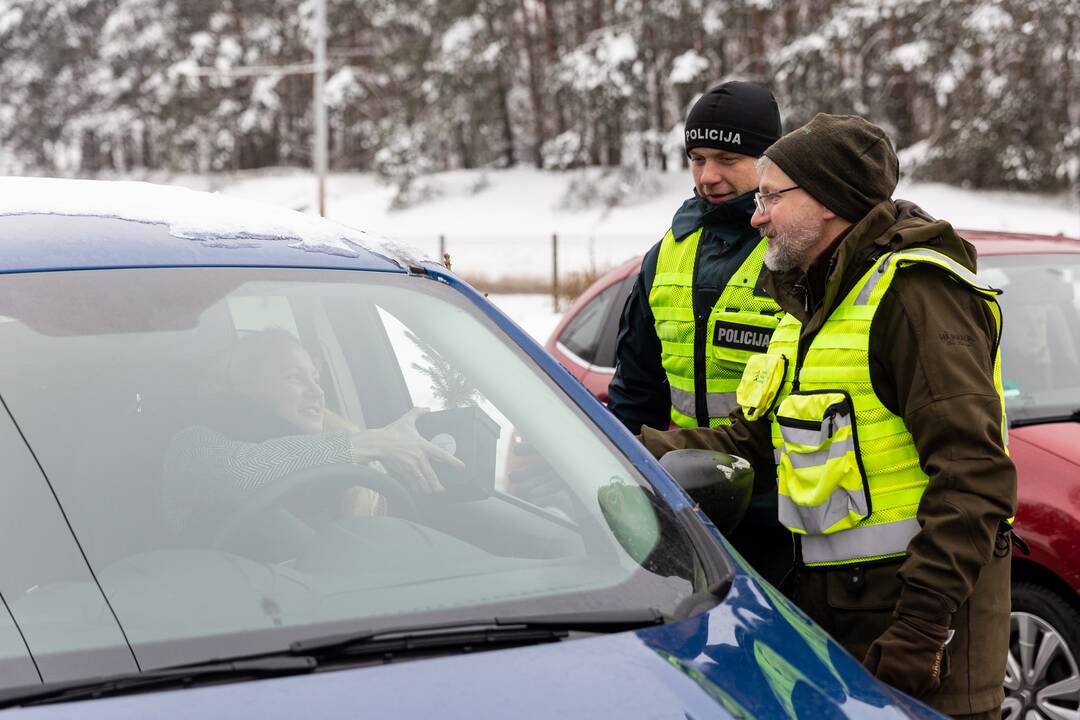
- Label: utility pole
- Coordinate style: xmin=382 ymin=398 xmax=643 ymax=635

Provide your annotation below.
xmin=191 ymin=0 xmax=366 ymax=218
xmin=313 ymin=0 xmax=328 ymax=216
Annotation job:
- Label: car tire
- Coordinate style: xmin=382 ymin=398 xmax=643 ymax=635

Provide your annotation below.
xmin=1004 ymin=581 xmax=1080 ymax=720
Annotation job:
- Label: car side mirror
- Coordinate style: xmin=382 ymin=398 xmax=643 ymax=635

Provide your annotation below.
xmin=659 ymin=449 xmax=754 ymax=536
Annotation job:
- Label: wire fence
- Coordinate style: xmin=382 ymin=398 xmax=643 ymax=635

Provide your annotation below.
xmin=389 ymin=232 xmax=658 ymax=311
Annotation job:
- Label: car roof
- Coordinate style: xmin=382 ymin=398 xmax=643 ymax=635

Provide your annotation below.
xmin=594 ymin=228 xmax=1080 ymax=286
xmin=0 ymin=177 xmax=407 ymax=274
xmin=963 ymin=229 xmax=1080 ymax=256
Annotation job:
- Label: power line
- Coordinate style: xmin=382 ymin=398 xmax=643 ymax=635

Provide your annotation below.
xmin=186 ymin=62 xmax=318 ymax=78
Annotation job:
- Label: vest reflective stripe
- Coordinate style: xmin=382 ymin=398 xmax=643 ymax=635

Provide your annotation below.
xmin=650 ymin=228 xmax=780 ymax=428
xmin=753 ymin=247 xmax=1006 ymax=566
xmin=708 ymin=392 xmax=739 ymax=418
xmin=855 ymin=249 xmax=1002 ymax=307
xmin=800 ymin=518 xmax=922 ymax=565
xmin=669 ymin=386 xmax=695 ymax=416
xmin=670 ymin=387 xmax=740 ymax=419
xmin=782 ymin=434 xmax=856 ymax=469
xmin=852 ymin=254 xmax=891 ymax=306
xmin=777 ymin=481 xmax=870 ymax=535
xmin=895 ymin=248 xmax=1002 ymax=294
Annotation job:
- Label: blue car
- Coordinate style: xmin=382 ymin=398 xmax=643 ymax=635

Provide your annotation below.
xmin=0 ymin=178 xmax=941 ymax=718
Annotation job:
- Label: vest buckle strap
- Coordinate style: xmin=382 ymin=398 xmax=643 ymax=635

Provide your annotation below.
xmin=800 ymin=517 xmax=921 ymax=565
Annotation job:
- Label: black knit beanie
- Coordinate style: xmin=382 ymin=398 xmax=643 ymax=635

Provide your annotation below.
xmin=763 ymin=113 xmax=899 ymax=222
xmin=684 ymin=81 xmax=782 ymax=158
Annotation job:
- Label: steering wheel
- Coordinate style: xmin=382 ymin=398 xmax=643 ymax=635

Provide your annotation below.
xmin=212 ymin=463 xmax=419 ymax=554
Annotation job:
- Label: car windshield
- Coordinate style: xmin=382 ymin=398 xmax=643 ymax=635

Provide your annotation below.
xmin=980 ymin=254 xmax=1080 ymax=424
xmin=0 ymin=267 xmax=704 ymax=679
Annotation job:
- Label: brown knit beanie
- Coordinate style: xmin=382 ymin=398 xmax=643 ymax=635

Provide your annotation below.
xmin=763 ymin=113 xmax=899 ymax=222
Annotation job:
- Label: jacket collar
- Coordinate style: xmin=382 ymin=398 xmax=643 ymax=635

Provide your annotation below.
xmin=671 ymin=190 xmax=757 ymax=243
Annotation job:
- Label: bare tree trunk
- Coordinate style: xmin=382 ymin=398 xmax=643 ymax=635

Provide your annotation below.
xmin=491 ymin=58 xmax=517 ymax=168
xmin=516 ymin=0 xmax=546 ymax=167
xmin=587 ymin=96 xmax=601 ymax=165
xmin=573 ymin=0 xmax=586 ymax=45
xmin=749 ymin=8 xmax=766 ymax=79
xmin=455 ymin=115 xmax=474 ymax=169
xmin=607 ymin=111 xmax=622 ymax=166
xmin=471 ymin=9 xmax=517 ymax=167
xmin=783 ymin=3 xmax=799 ymax=41
xmin=591 ymin=0 xmax=603 ymax=32
xmin=141 ymin=119 xmax=154 ymax=168
xmin=539 ymin=0 xmax=566 ymax=135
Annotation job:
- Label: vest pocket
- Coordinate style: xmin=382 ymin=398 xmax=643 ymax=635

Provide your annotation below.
xmin=736 ymin=352 xmax=787 ymax=421
xmin=775 ymin=391 xmax=870 ymax=535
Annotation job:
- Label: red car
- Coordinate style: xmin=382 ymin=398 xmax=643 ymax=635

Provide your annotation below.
xmin=547 ymin=230 xmax=1080 ymax=718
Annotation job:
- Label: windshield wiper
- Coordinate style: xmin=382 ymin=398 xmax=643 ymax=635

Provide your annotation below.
xmin=0 ymin=656 xmax=317 ymax=709
xmin=288 ymin=606 xmax=665 ymax=655
xmin=0 ymin=608 xmax=663 ymax=709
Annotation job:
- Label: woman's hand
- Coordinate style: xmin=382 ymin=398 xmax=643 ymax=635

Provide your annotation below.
xmin=341 ymin=485 xmax=387 ymax=517
xmin=349 ymin=408 xmax=465 ymax=494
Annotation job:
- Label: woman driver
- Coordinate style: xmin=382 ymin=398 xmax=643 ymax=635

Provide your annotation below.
xmin=161 ymin=328 xmax=462 ymax=537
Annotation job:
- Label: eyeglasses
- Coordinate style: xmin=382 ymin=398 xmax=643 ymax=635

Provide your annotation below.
xmin=753 ymin=185 xmax=800 ymax=215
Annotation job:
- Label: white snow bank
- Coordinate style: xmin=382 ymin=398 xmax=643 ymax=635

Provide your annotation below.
xmin=485 ymin=293 xmax=562 ymax=342
xmin=159 ymin=166 xmax=1080 ymax=281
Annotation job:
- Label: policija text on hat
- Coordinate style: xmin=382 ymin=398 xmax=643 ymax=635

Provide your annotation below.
xmin=637 ymin=113 xmax=1017 ymax=719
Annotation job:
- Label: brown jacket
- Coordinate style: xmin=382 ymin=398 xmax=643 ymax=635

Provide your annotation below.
xmin=640 ymin=200 xmax=1016 ymax=713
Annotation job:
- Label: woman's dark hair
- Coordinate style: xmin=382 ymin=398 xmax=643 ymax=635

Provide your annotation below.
xmin=225 ymin=328 xmax=309 ymax=391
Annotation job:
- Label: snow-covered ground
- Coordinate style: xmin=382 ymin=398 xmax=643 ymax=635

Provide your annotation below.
xmin=161 ymin=166 xmax=1080 ymax=277
xmin=485 ymin=293 xmax=563 ymax=345
xmin=154 ymin=166 xmax=1079 ymax=341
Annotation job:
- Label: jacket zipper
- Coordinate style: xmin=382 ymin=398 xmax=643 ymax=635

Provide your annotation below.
xmin=775 ymin=416 xmax=822 ymax=430
xmin=691 ymin=236 xmax=709 ymax=426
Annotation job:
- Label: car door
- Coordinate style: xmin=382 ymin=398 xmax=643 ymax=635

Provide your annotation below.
xmin=554 ymin=275 xmax=635 ymax=403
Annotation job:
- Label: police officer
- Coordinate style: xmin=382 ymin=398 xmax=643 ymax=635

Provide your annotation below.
xmin=607 ymin=81 xmax=791 ymax=586
xmin=639 ymin=113 xmax=1016 ymax=719
xmin=608 ymin=80 xmax=784 ymax=434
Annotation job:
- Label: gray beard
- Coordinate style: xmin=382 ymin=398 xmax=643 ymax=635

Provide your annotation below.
xmin=762 ymin=224 xmax=822 ymax=273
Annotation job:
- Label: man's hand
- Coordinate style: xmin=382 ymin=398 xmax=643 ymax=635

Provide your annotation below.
xmin=350 ymin=408 xmax=465 ymax=494
xmin=863 ymin=614 xmax=951 ymax=698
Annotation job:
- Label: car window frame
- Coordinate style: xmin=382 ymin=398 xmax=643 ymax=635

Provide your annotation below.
xmin=0 ymin=398 xmax=138 ymax=684
xmin=557 ymin=277 xmax=631 ymax=372
xmin=591 ymin=274 xmax=636 ymax=372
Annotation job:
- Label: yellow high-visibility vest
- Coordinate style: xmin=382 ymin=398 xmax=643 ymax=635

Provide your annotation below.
xmin=650 ymin=230 xmax=781 ymax=428
xmin=736 ymin=248 xmax=1007 ymax=566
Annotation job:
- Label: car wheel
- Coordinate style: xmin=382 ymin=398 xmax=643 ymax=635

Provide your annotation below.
xmin=1004 ymin=582 xmax=1080 ymax=720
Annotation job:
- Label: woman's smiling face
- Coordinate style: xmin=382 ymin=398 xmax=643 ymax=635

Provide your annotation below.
xmin=234 ymin=335 xmax=326 ymax=434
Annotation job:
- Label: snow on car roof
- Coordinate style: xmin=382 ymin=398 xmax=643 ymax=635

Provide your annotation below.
xmin=0 ymin=176 xmax=420 ymax=268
